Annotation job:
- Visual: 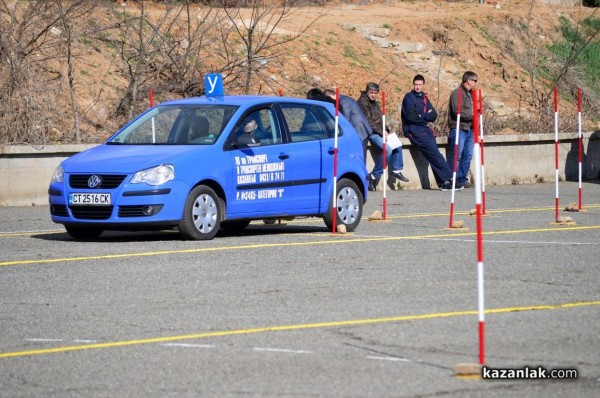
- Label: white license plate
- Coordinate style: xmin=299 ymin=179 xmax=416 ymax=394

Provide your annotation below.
xmin=69 ymin=193 xmax=112 ymax=206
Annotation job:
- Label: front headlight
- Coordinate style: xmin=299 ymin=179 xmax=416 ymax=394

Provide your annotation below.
xmin=51 ymin=165 xmax=64 ymax=183
xmin=131 ymin=164 xmax=175 ymax=186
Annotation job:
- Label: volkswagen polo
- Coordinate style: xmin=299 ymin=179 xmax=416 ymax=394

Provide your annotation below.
xmin=48 ymin=95 xmax=368 ymax=240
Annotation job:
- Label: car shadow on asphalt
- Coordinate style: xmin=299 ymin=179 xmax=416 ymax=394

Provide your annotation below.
xmin=31 ymin=224 xmax=327 ymax=242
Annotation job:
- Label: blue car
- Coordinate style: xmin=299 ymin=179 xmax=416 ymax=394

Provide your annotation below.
xmin=48 ymin=95 xmax=368 ymax=240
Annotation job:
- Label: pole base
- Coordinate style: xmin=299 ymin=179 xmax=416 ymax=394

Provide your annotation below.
xmin=550 ymin=216 xmax=576 ymax=225
xmin=453 ymin=362 xmax=483 ymax=379
xmin=564 ymin=202 xmax=587 ymax=213
xmin=443 ymin=220 xmax=468 ymax=230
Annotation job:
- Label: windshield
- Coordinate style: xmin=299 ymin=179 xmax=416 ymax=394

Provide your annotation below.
xmin=108 ymin=104 xmax=238 ymax=145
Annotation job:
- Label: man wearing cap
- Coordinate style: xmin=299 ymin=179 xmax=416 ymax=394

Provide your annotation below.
xmin=358 ymin=82 xmax=409 ymax=191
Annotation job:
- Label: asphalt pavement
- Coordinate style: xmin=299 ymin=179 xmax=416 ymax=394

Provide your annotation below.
xmin=0 ymin=181 xmax=599 ymax=397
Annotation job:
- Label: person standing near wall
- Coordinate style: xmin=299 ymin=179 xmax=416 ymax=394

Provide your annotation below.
xmin=357 ymin=82 xmax=409 ymax=191
xmin=447 ymin=71 xmax=478 ymax=189
xmin=401 ymin=74 xmax=453 ymax=190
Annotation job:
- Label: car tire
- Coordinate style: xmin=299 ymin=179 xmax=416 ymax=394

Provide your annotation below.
xmin=64 ymin=226 xmax=103 ymax=240
xmin=179 ymin=185 xmax=222 ymax=240
xmin=220 ymin=220 xmax=251 ymax=232
xmin=323 ymin=178 xmax=363 ymax=232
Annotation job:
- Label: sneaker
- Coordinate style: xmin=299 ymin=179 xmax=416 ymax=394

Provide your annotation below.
xmin=440 ymin=180 xmax=453 ymax=191
xmin=455 ymin=183 xmax=465 ymax=191
xmin=391 ymin=170 xmax=409 ymax=182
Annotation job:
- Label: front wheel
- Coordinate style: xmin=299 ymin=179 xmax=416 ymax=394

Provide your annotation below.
xmin=179 ymin=185 xmax=222 ymax=240
xmin=323 ymin=178 xmax=363 ymax=232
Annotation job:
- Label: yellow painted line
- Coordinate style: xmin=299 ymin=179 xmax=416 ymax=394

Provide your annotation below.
xmin=384 ymin=204 xmax=600 ymax=220
xmin=0 ymin=230 xmax=64 ymax=238
xmin=1 ymin=225 xmax=599 ymax=268
xmin=1 ymin=300 xmax=598 ymax=360
xmin=1 ymin=204 xmax=598 ymax=236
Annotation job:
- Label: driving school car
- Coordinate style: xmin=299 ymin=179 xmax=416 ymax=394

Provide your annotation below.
xmin=48 ymin=95 xmax=368 ymax=240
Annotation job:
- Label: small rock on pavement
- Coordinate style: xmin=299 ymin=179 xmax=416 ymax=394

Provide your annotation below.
xmin=336 ymin=224 xmax=347 ymax=234
xmin=368 ymin=210 xmax=383 ymax=221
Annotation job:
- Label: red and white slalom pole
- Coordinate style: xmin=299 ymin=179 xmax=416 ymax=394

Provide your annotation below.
xmin=331 ymin=87 xmax=340 ymax=233
xmin=448 ymin=89 xmax=463 ymax=228
xmin=472 ymin=89 xmax=485 ymax=365
xmin=149 ymin=89 xmax=156 ymax=143
xmin=478 ymin=91 xmax=487 ymax=215
xmin=382 ymin=90 xmax=388 ymax=220
xmin=577 ymin=88 xmax=583 ymax=210
xmin=554 ymin=86 xmax=560 ymax=222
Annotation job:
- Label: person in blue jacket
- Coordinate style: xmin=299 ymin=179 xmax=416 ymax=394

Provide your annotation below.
xmin=401 ymin=75 xmax=453 ymax=190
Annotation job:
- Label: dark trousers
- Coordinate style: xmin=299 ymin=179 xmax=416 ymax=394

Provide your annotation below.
xmin=407 ymin=128 xmax=453 ymax=186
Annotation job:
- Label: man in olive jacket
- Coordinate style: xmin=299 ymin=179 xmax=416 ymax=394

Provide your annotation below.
xmin=358 ymin=82 xmax=408 ymax=191
xmin=447 ymin=71 xmax=479 ymax=189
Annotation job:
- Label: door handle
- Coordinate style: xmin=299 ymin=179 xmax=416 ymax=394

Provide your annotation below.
xmin=279 ymin=153 xmax=290 ymax=159
xmin=328 ymin=147 xmax=337 ymax=155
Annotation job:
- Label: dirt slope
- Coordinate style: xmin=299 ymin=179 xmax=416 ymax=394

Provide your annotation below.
xmin=71 ymin=1 xmax=598 ymax=141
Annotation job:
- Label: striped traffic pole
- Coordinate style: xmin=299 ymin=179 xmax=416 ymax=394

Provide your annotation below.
xmin=472 ymin=89 xmax=485 ymax=365
xmin=577 ymin=88 xmax=583 ymax=210
xmin=382 ymin=90 xmax=388 ymax=220
xmin=554 ymin=86 xmax=560 ymax=222
xmin=331 ymin=87 xmax=340 ymax=233
xmin=149 ymin=89 xmax=156 ymax=143
xmin=478 ymin=90 xmax=487 ymax=215
xmin=448 ymin=89 xmax=462 ymax=228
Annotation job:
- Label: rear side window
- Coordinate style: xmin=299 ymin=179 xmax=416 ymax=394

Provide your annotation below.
xmin=315 ymin=106 xmax=342 ymax=138
xmin=281 ymin=105 xmax=330 ymax=143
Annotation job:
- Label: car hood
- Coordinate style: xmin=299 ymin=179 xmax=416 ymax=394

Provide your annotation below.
xmin=62 ymin=144 xmax=204 ymax=174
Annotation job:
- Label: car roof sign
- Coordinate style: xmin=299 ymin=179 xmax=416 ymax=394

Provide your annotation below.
xmin=205 ymin=74 xmax=224 ymax=97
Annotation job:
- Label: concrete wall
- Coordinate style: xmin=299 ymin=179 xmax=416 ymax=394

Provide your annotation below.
xmin=1 ymin=132 xmax=599 ymax=206
xmin=0 ymin=145 xmax=97 ymax=206
xmin=366 ymin=131 xmax=599 ymax=190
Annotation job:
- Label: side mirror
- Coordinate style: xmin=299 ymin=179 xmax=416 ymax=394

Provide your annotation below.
xmin=237 ymin=134 xmax=261 ymax=147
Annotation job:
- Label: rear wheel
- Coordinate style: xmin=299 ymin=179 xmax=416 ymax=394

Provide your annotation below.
xmin=179 ymin=185 xmax=222 ymax=240
xmin=64 ymin=226 xmax=103 ymax=240
xmin=323 ymin=178 xmax=363 ymax=232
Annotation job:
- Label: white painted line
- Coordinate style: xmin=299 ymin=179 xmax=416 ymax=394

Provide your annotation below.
xmin=26 ymin=338 xmax=64 ymax=342
xmin=367 ymin=355 xmax=411 ymax=362
xmin=161 ymin=343 xmax=215 ymax=348
xmin=72 ymin=339 xmax=97 ymax=343
xmin=253 ymin=347 xmax=312 ymax=354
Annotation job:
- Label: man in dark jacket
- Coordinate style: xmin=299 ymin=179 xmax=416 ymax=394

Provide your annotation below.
xmin=401 ymin=74 xmax=453 ymax=190
xmin=447 ymin=71 xmax=478 ymax=189
xmin=323 ymin=89 xmax=371 ymax=162
xmin=357 ymin=82 xmax=408 ymax=191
